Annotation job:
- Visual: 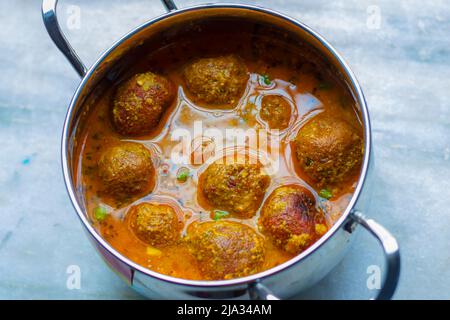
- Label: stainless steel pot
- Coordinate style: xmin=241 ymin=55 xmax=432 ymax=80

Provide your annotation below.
xmin=42 ymin=0 xmax=400 ymax=300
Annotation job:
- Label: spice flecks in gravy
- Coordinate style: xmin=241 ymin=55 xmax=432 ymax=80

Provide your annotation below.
xmin=73 ymin=28 xmax=363 ymax=281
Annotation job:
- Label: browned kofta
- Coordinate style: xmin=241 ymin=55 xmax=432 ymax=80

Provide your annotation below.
xmin=199 ymin=160 xmax=270 ymax=218
xmin=112 ymin=72 xmax=175 ymax=136
xmin=186 ymin=221 xmax=265 ymax=280
xmin=259 ymin=185 xmax=327 ymax=254
xmin=97 ymin=142 xmax=154 ymax=200
xmin=127 ymin=202 xmax=181 ymax=247
xmin=294 ymin=113 xmax=363 ymax=187
xmin=183 ymin=55 xmax=249 ymax=106
xmin=260 ymin=95 xmax=292 ymax=130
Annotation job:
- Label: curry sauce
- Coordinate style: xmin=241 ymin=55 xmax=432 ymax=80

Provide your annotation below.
xmin=73 ymin=27 xmax=363 ymax=281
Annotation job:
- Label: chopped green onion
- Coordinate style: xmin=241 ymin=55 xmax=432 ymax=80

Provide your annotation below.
xmin=213 ymin=210 xmax=229 ymax=221
xmin=261 ymin=74 xmax=272 ymax=85
xmin=319 ymin=189 xmax=333 ymax=200
xmin=94 ymin=206 xmax=108 ymax=221
xmin=176 ymin=168 xmax=190 ymax=182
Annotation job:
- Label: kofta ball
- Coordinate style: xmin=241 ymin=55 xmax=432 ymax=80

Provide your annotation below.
xmin=127 ymin=202 xmax=181 ymax=246
xmin=199 ymin=160 xmax=270 ymax=218
xmin=183 ymin=55 xmax=249 ymax=106
xmin=260 ymin=95 xmax=292 ymax=130
xmin=97 ymin=142 xmax=154 ymax=199
xmin=186 ymin=221 xmax=265 ymax=280
xmin=112 ymin=72 xmax=175 ymax=136
xmin=294 ymin=114 xmax=363 ymax=187
xmin=259 ymin=185 xmax=327 ymax=254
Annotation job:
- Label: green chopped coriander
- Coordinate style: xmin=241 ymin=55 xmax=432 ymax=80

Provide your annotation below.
xmin=176 ymin=168 xmax=190 ymax=182
xmin=94 ymin=206 xmax=108 ymax=221
xmin=319 ymin=188 xmax=333 ymax=200
xmin=261 ymin=74 xmax=272 ymax=85
xmin=213 ymin=210 xmax=229 ymax=221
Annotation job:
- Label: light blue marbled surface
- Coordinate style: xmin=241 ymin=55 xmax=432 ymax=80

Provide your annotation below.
xmin=0 ymin=0 xmax=449 ymax=299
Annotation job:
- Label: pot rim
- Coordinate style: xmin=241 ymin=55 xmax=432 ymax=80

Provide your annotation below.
xmin=61 ymin=2 xmax=371 ymax=288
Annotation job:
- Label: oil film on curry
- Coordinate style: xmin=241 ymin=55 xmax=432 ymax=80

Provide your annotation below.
xmin=74 ymin=28 xmax=364 ymax=282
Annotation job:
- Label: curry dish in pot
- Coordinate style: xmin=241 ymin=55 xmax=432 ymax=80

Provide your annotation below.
xmin=73 ymin=21 xmax=364 ymax=281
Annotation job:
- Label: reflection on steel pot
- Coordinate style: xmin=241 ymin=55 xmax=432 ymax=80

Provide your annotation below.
xmin=42 ymin=0 xmax=400 ymax=300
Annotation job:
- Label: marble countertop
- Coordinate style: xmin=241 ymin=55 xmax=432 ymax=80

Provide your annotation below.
xmin=0 ymin=0 xmax=448 ymax=299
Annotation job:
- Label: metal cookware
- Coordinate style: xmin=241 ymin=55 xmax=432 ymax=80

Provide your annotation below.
xmin=42 ymin=0 xmax=400 ymax=300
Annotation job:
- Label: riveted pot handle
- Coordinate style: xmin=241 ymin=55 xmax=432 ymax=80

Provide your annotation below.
xmin=248 ymin=211 xmax=400 ymax=300
xmin=350 ymin=211 xmax=401 ymax=300
xmin=42 ymin=0 xmax=87 ymax=77
xmin=41 ymin=0 xmax=178 ymax=78
xmin=161 ymin=0 xmax=178 ymax=11
xmin=248 ymin=282 xmax=280 ymax=300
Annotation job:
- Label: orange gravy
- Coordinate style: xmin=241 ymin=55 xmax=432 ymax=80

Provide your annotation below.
xmin=73 ymin=29 xmax=362 ymax=281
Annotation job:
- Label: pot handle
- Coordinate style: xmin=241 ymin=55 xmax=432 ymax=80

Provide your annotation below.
xmin=349 ymin=211 xmax=401 ymax=300
xmin=248 ymin=282 xmax=280 ymax=300
xmin=248 ymin=211 xmax=400 ymax=300
xmin=161 ymin=0 xmax=178 ymax=11
xmin=41 ymin=0 xmax=178 ymax=78
xmin=42 ymin=0 xmax=87 ymax=77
